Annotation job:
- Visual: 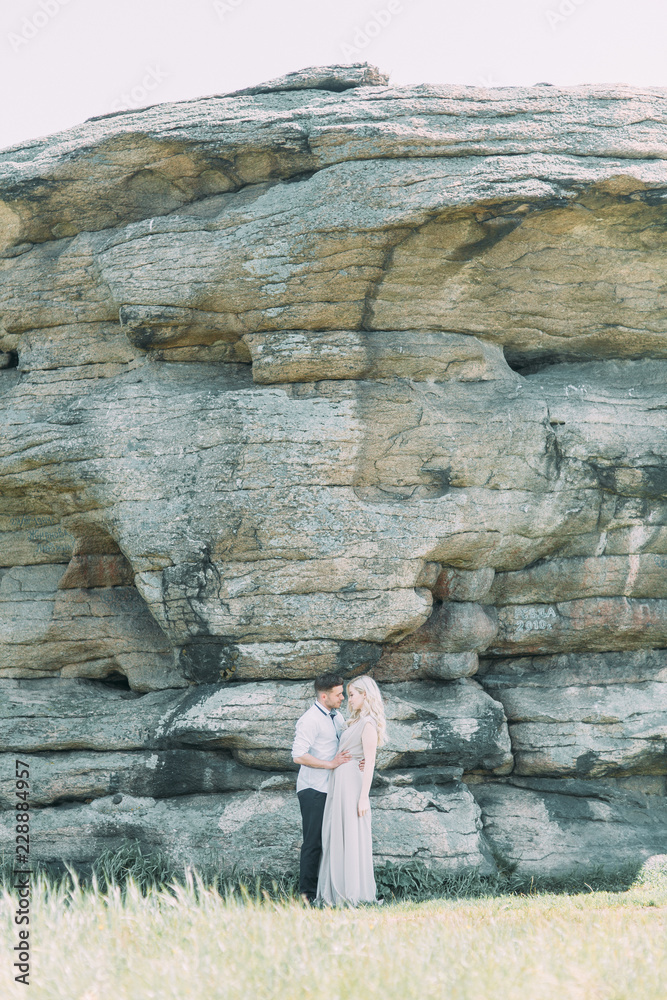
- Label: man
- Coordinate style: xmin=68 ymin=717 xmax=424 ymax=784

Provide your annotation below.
xmin=291 ymin=673 xmax=351 ymax=903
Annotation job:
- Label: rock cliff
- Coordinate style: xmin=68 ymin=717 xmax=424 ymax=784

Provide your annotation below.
xmin=2 ymin=64 xmax=667 ymax=877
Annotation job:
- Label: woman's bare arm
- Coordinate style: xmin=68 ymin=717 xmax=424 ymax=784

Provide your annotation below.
xmin=357 ymin=723 xmax=378 ymax=816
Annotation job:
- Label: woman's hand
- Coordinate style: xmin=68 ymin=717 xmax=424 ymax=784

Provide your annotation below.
xmin=357 ymin=794 xmax=370 ymax=817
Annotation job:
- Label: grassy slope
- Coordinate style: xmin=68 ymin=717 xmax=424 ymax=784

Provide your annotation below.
xmin=0 ymin=861 xmax=666 ymax=1000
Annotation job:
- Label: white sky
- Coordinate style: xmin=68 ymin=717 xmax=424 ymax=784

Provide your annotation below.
xmin=1 ymin=0 xmax=666 ymax=151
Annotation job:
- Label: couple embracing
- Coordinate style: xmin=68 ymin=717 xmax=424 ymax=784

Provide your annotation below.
xmin=291 ymin=673 xmax=387 ymax=906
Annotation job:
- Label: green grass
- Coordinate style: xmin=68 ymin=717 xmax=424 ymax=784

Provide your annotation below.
xmin=0 ymin=841 xmax=643 ymax=901
xmin=0 ymin=852 xmax=665 ymax=999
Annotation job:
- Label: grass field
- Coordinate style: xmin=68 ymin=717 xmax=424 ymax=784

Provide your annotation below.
xmin=1 ymin=857 xmax=665 ymax=1000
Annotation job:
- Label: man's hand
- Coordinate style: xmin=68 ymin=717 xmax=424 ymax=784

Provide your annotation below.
xmin=359 ymin=758 xmax=365 ymax=772
xmin=329 ymin=750 xmax=352 ymax=769
xmin=293 ymin=750 xmax=351 ymax=770
xmin=357 ymin=794 xmax=370 ymax=817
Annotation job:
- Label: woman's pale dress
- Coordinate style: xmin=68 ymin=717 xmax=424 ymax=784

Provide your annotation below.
xmin=316 ymin=715 xmax=377 ymax=905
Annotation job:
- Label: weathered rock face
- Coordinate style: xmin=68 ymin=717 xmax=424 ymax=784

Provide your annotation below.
xmin=0 ymin=678 xmax=512 ymax=772
xmin=477 ymin=651 xmax=667 ymax=778
xmin=16 ymin=771 xmax=494 ymax=875
xmin=471 ymin=777 xmax=667 ymax=876
xmin=1 ymin=64 xmax=667 ymax=876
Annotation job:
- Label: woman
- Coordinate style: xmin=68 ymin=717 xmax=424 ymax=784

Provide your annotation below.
xmin=316 ymin=675 xmax=387 ymax=906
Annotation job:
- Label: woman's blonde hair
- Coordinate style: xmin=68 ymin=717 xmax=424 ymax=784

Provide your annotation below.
xmin=347 ymin=675 xmax=387 ymax=746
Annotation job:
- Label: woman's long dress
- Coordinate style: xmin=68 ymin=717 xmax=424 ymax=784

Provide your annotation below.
xmin=316 ymin=716 xmax=377 ymax=905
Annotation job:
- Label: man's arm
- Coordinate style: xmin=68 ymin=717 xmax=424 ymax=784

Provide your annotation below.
xmin=293 ymin=750 xmax=351 ymax=769
xmin=292 ymin=714 xmax=350 ymax=770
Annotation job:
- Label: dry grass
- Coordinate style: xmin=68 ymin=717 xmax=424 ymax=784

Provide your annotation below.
xmin=0 ymin=863 xmax=665 ymax=1000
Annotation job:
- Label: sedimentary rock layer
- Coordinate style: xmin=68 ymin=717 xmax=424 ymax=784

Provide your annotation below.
xmin=477 ymin=650 xmax=667 ymax=778
xmin=472 ymin=777 xmax=667 ymax=876
xmin=0 ymin=750 xmax=280 ymax=808
xmin=0 ymin=678 xmax=513 ymax=773
xmin=6 ymin=771 xmax=493 ymax=874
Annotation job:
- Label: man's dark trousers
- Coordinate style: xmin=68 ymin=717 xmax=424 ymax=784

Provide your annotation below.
xmin=297 ymin=788 xmax=327 ymax=901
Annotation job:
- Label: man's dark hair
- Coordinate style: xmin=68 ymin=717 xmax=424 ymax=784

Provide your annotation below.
xmin=314 ymin=673 xmax=344 ymax=694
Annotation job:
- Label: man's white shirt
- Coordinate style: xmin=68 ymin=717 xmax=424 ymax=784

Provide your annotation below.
xmin=292 ymin=702 xmax=346 ymax=793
